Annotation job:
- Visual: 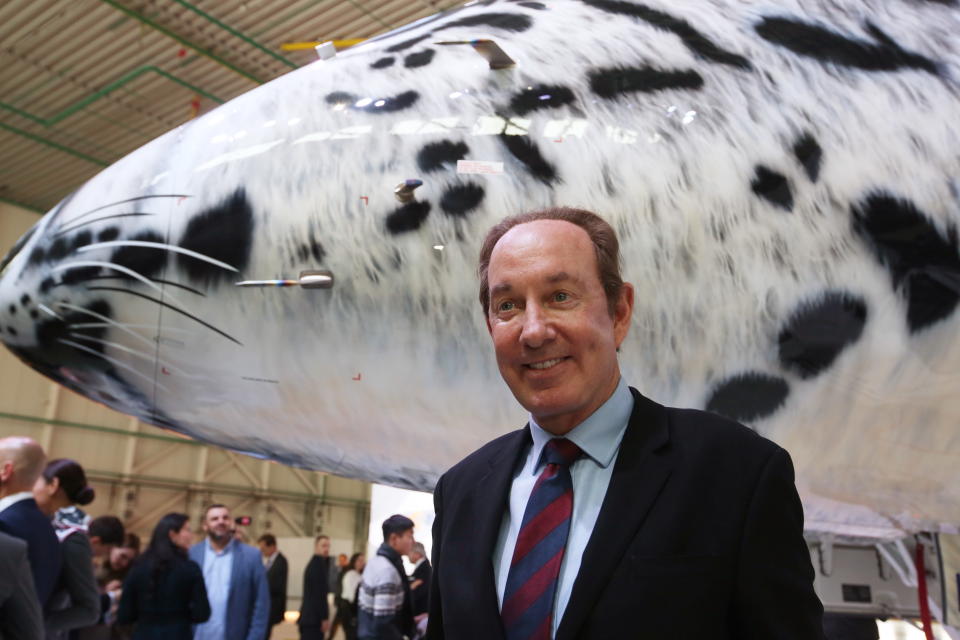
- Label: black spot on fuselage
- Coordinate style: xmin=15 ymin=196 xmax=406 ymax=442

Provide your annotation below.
xmin=61 ymin=266 xmax=104 ymax=286
xmin=309 ymin=239 xmax=325 ymax=263
xmin=852 ymin=193 xmax=960 ymax=332
xmin=751 ymin=166 xmax=793 ymax=211
xmin=440 ymin=183 xmax=485 ymax=217
xmin=589 ymin=66 xmax=704 ymax=98
xmin=404 ymin=49 xmax=436 ymax=68
xmin=436 ymin=12 xmax=533 ymax=33
xmin=582 ymin=0 xmax=752 ymax=69
xmin=386 ymin=201 xmax=432 ymax=235
xmin=371 ymin=57 xmax=396 ymax=69
xmin=70 ymin=230 xmax=93 ymax=252
xmin=47 ymin=238 xmax=70 ymax=261
xmin=778 ymin=292 xmax=868 ymax=378
xmin=325 ymin=90 xmax=420 ymax=114
xmin=792 ymin=133 xmax=822 ymax=182
xmin=20 ymin=294 xmax=30 ymax=306
xmin=28 ymin=248 xmax=45 ymax=266
xmin=386 ymin=35 xmax=432 ymax=53
xmin=29 ymin=309 xmax=38 ymax=319
xmin=706 ymin=372 xmax=790 ymax=423
xmin=98 ymin=227 xmax=120 ymax=242
xmin=517 ymin=2 xmax=546 ymax=9
xmin=755 ymin=17 xmax=939 ymax=75
xmin=326 ymin=92 xmax=356 ymax=107
xmin=7 ymin=305 xmax=14 ymax=315
xmin=6 ymin=326 xmax=17 ymax=336
xmin=40 ymin=277 xmax=55 ymax=294
xmin=417 ymin=140 xmax=470 ymax=173
xmin=509 ymin=85 xmax=576 ymax=115
xmin=36 ymin=300 xmax=110 ymax=354
xmin=365 ymin=91 xmax=420 ymax=113
xmin=178 ymin=188 xmax=255 ymax=285
xmin=499 ymin=134 xmax=558 ymax=184
xmin=110 ymin=230 xmax=166 ymax=279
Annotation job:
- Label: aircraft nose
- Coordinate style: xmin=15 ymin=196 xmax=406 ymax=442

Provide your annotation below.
xmin=0 ymin=223 xmax=79 ymax=374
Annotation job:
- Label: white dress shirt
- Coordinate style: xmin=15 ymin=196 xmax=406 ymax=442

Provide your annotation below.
xmin=492 ymin=377 xmax=633 ymax=638
xmin=194 ymin=538 xmax=235 ymax=640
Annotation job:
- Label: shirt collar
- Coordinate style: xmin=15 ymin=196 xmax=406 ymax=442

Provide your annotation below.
xmin=0 ymin=491 xmax=34 ymax=515
xmin=527 ymin=377 xmax=633 ymax=474
xmin=205 ymin=537 xmax=234 ymax=556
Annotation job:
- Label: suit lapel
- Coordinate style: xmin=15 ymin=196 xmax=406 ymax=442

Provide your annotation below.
xmin=556 ymin=389 xmax=674 ymax=640
xmin=465 ymin=428 xmax=530 ymax=640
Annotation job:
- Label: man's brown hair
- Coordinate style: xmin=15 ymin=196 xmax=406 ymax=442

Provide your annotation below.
xmin=203 ymin=503 xmax=228 ymax=519
xmin=478 ymin=206 xmax=624 ymax=317
xmin=258 ymin=533 xmax=277 ymax=547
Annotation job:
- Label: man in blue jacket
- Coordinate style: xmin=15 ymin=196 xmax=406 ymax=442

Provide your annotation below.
xmin=0 ymin=436 xmax=61 ymax=607
xmin=190 ymin=503 xmax=269 ymax=640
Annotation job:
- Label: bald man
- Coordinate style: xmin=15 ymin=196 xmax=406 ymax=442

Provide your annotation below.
xmin=0 ymin=436 xmax=62 ymax=606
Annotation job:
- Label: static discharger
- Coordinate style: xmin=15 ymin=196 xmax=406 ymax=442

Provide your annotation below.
xmin=394 ymin=179 xmax=423 ymax=203
xmin=236 ymin=270 xmax=334 ymax=289
xmin=435 ymin=39 xmax=516 ymax=70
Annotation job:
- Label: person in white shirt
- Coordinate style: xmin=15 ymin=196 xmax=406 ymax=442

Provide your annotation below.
xmin=334 ymin=552 xmax=365 ymax=640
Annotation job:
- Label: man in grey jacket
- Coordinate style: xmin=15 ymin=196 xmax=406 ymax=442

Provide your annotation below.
xmin=358 ymin=515 xmax=416 ymax=640
xmin=0 ymin=530 xmax=44 ymax=640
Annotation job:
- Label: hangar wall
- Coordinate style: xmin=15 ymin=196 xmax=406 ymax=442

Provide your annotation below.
xmin=0 ymin=201 xmax=371 ymax=546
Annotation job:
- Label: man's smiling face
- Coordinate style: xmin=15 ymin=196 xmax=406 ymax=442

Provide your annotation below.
xmin=486 ymin=219 xmax=633 ymax=435
xmin=204 ymin=506 xmax=233 ymax=543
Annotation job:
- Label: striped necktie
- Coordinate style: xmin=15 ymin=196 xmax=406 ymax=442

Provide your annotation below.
xmin=501 ymin=437 xmax=583 ymax=640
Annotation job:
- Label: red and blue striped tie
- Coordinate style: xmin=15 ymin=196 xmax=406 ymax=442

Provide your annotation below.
xmin=501 ymin=438 xmax=583 ymax=640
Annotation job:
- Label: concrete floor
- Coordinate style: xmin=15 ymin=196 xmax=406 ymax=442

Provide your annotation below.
xmin=271 ymin=616 xmax=349 ymax=640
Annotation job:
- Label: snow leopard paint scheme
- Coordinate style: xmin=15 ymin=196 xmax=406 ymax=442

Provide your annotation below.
xmin=1 ymin=0 xmax=958 ymax=538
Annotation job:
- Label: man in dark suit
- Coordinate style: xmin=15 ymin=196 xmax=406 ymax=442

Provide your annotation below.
xmin=426 ymin=208 xmax=824 ymax=639
xmin=257 ymin=533 xmax=289 ymax=639
xmin=0 ymin=436 xmax=62 ymax=607
xmin=0 ymin=530 xmax=44 ymax=640
xmin=408 ymin=542 xmax=431 ymax=620
xmin=299 ymin=534 xmax=331 ymax=640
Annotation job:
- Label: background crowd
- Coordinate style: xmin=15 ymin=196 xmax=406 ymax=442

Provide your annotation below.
xmin=0 ymin=435 xmax=431 ymax=640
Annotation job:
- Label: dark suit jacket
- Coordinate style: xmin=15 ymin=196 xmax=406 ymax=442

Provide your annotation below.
xmin=266 ymin=552 xmax=288 ymax=626
xmin=0 ymin=531 xmax=44 ymax=640
xmin=299 ymin=555 xmax=330 ymax=627
xmin=117 ymin=555 xmax=211 ymax=640
xmin=426 ymin=388 xmax=824 ymax=640
xmin=0 ymin=497 xmax=62 ymax=607
xmin=410 ymin=558 xmax=431 ymax=617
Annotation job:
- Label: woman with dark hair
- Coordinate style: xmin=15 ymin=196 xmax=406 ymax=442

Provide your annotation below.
xmin=117 ymin=512 xmax=210 ymax=639
xmin=34 ymin=458 xmax=95 ymax=529
xmin=340 ymin=552 xmax=366 ymax=640
xmin=33 ymin=458 xmax=100 ymax=638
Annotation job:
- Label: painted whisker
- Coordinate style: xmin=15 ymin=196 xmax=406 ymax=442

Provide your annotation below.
xmin=57 ymin=338 xmax=169 ymax=392
xmin=77 ymin=240 xmax=238 ymax=272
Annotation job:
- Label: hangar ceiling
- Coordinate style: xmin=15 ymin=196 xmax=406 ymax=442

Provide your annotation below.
xmin=0 ymin=0 xmax=453 ymax=216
